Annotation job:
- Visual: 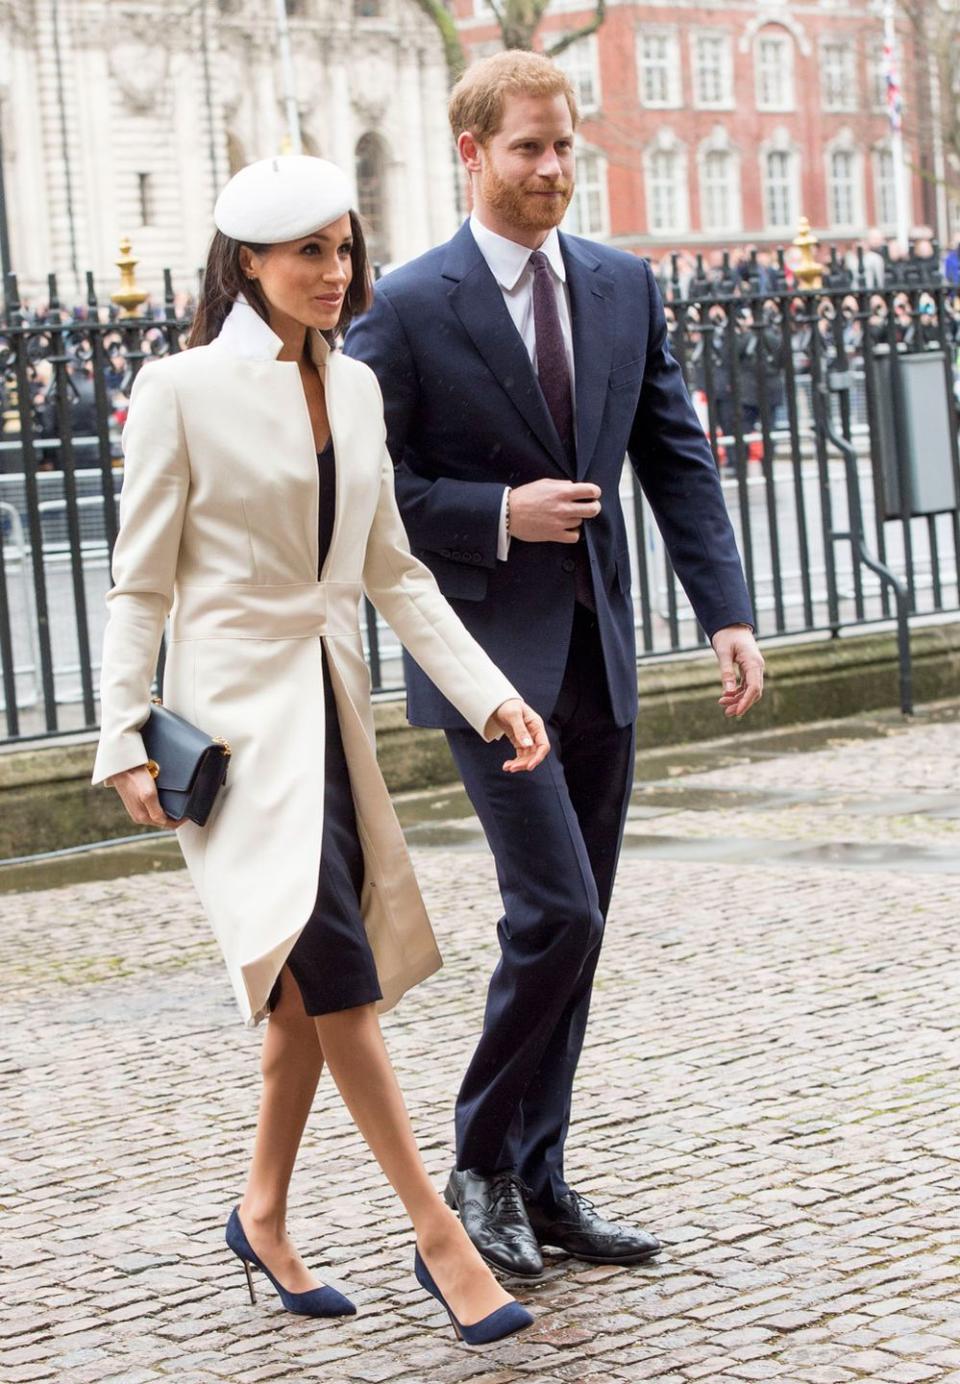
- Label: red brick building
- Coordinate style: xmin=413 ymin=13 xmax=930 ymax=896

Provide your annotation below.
xmin=452 ymin=1 xmax=926 ymax=257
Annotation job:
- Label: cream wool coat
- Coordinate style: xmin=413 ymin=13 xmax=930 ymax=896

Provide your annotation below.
xmin=93 ymin=299 xmax=518 ymax=1026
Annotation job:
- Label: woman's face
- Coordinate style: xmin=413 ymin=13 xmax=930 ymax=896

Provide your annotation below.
xmin=240 ymin=213 xmax=354 ymax=334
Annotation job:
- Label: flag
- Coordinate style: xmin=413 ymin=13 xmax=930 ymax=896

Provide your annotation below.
xmin=882 ymin=29 xmax=902 ymax=133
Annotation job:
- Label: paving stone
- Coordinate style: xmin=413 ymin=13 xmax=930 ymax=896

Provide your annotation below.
xmin=3 ymin=709 xmax=960 ymax=1384
xmin=876 ymin=1366 xmax=947 ymax=1384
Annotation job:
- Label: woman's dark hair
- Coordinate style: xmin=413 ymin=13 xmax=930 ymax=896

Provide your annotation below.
xmin=187 ymin=210 xmax=373 ymax=349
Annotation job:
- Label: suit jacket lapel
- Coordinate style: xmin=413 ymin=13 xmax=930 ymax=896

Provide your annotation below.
xmin=442 ymin=222 xmax=573 ymax=477
xmin=562 ymin=234 xmax=615 ymax=479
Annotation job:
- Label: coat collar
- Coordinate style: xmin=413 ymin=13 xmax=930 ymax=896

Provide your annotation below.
xmin=213 ymin=295 xmax=332 ymax=370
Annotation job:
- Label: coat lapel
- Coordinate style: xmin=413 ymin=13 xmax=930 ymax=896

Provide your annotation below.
xmin=561 ymin=234 xmax=615 ymax=479
xmin=442 ymin=222 xmax=573 ymax=477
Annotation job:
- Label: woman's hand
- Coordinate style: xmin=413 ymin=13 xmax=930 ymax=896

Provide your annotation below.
xmin=490 ymin=699 xmax=551 ymax=773
xmin=108 ymin=765 xmax=185 ymax=829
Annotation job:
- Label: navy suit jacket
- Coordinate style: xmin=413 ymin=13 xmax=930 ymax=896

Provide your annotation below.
xmin=344 ymin=221 xmax=753 ymax=731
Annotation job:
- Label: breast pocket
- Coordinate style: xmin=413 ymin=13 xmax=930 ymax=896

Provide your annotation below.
xmin=609 ymin=359 xmax=644 ymax=394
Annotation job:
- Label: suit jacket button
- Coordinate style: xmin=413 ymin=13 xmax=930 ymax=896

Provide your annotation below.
xmin=441 ymin=548 xmax=452 ymax=558
xmin=561 ymin=558 xmax=576 ymax=573
xmin=472 ymin=552 xmax=482 ymax=562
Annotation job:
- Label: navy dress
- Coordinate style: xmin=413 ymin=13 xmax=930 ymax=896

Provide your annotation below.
xmin=268 ymin=440 xmax=383 ymax=1016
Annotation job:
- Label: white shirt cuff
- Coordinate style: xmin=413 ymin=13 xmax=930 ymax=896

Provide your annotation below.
xmin=497 ymin=486 xmax=511 ymax=561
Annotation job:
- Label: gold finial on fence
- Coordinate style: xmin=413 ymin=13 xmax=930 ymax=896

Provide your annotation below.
xmin=793 ymin=217 xmax=824 ymax=290
xmin=2 ymin=376 xmax=21 ymax=435
xmin=111 ymin=237 xmax=149 ymax=317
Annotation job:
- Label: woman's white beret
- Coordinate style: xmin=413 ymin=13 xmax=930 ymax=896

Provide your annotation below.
xmin=214 ymin=155 xmax=354 ymax=243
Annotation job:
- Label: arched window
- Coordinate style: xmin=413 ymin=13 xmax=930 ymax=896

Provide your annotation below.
xmin=644 ymin=132 xmax=689 ymax=235
xmin=825 ymin=134 xmax=863 ymax=231
xmin=698 ymin=129 xmax=741 ymax=233
xmin=761 ymin=131 xmax=800 ymax=231
xmin=754 ymin=27 xmax=795 ymax=112
xmin=872 ymin=144 xmax=897 ymax=229
xmin=355 ymin=133 xmax=391 ymax=266
xmin=565 ymin=150 xmax=609 ymax=237
xmin=820 ymin=36 xmax=856 ymax=112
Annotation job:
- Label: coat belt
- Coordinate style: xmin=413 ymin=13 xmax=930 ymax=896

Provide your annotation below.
xmin=169 ymin=581 xmax=364 ymax=641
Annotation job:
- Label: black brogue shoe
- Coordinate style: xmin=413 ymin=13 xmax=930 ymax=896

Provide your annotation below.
xmin=444 ymin=1168 xmax=545 ymax=1280
xmin=525 ymin=1188 xmax=661 ymax=1265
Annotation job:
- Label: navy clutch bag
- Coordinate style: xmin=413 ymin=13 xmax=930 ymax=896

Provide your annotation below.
xmin=140 ymin=702 xmax=231 ymax=826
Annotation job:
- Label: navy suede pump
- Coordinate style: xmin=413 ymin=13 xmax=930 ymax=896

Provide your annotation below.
xmin=413 ymin=1248 xmax=533 ymax=1345
xmin=225 ymin=1206 xmax=356 ymax=1317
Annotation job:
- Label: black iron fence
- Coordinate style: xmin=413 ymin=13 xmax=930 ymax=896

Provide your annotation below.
xmin=1 ymin=243 xmax=959 ymax=744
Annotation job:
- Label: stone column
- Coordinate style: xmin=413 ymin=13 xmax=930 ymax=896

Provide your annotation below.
xmin=419 ymin=38 xmax=458 ymax=245
xmin=394 ymin=36 xmax=430 ymax=259
xmin=326 ymin=33 xmax=356 ymax=196
xmin=2 ymin=25 xmax=52 ymax=293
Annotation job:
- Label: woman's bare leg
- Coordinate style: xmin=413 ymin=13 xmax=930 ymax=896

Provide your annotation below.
xmin=237 ymin=966 xmax=327 ymax=1293
xmin=314 ymin=1002 xmax=514 ymax=1326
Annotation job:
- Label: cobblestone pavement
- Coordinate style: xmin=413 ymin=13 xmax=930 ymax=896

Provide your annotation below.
xmin=3 ymin=704 xmax=960 ymax=1384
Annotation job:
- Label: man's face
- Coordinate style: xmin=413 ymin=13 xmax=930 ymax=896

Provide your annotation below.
xmin=467 ymin=93 xmax=575 ymax=238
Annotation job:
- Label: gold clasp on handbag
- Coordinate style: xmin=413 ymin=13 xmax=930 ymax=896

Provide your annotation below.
xmin=145 ymin=759 xmax=160 ymax=778
xmin=213 ymin=736 xmax=232 ymax=757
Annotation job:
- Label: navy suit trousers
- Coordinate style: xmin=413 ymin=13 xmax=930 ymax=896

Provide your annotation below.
xmin=446 ymin=604 xmax=635 ymax=1209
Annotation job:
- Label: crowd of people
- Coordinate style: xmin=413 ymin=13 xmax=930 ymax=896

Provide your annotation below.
xmin=644 ymin=228 xmax=960 ymax=458
xmin=0 ymin=293 xmax=195 ymax=471
xmin=649 ymin=227 xmax=960 ymax=299
xmin=2 ymin=235 xmax=958 ymax=475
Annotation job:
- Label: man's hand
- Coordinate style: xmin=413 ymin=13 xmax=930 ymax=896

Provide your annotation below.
xmin=508 ymin=479 xmax=601 ymax=544
xmin=711 ymin=625 xmax=764 ymax=718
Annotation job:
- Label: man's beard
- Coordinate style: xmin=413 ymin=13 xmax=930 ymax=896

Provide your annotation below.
xmin=480 ymin=162 xmax=573 ymax=233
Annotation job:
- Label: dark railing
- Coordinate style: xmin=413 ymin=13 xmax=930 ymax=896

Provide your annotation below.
xmin=1 ymin=245 xmax=959 ymax=744
xmin=657 ymin=243 xmax=960 ymax=661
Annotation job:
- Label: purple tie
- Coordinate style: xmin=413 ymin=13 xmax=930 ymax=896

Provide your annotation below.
xmin=530 ymin=250 xmax=575 ymax=464
xmin=530 ymin=250 xmax=594 ymax=609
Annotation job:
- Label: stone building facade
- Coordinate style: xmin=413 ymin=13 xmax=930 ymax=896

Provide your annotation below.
xmin=454 ymin=0 xmax=933 ymax=257
xmin=0 ymin=0 xmax=459 ymax=301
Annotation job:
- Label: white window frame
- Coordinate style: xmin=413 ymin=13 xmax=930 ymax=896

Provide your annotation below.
xmin=691 ymin=30 xmax=733 ymax=110
xmin=872 ymin=143 xmax=897 ymax=230
xmin=636 ymin=27 xmax=682 ymax=110
xmin=820 ymin=38 xmax=857 ymax=113
xmin=698 ymin=136 xmax=742 ymax=234
xmin=867 ymin=37 xmax=887 ymax=112
xmin=761 ymin=141 xmax=800 ymax=232
xmin=754 ymin=30 xmax=795 ymax=112
xmin=825 ymin=142 xmax=863 ymax=230
xmin=565 ymin=147 xmax=610 ymax=238
xmin=644 ymin=133 xmax=689 ymax=235
xmin=551 ymin=33 xmax=601 ymax=116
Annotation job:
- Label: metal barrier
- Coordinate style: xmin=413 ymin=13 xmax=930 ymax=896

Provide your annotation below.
xmin=1 ymin=240 xmax=958 ymax=744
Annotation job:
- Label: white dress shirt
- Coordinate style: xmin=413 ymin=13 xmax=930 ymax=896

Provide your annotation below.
xmin=469 ymin=214 xmax=576 ymax=559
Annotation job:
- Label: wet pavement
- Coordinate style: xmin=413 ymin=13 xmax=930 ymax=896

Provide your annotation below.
xmin=3 ymin=700 xmax=960 ymax=1383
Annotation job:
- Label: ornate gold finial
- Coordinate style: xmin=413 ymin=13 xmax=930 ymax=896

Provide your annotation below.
xmin=2 ymin=375 xmax=22 ymax=435
xmin=111 ymin=237 xmax=149 ymax=317
xmin=793 ymin=217 xmax=825 ymax=290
